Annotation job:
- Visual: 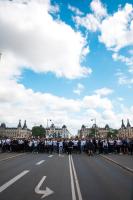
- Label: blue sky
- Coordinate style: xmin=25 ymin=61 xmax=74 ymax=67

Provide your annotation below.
xmin=0 ymin=0 xmax=133 ymax=134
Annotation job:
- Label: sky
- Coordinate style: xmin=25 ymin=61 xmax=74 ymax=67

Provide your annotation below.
xmin=0 ymin=0 xmax=133 ymax=134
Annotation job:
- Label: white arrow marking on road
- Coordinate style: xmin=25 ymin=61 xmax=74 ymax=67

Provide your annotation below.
xmin=35 ymin=176 xmax=54 ymax=199
xmin=0 ymin=170 xmax=29 ymax=193
xmin=36 ymin=160 xmax=45 ymax=165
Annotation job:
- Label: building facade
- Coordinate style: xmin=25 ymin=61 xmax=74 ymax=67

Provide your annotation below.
xmin=78 ymin=124 xmax=111 ymax=138
xmin=45 ymin=123 xmax=70 ymax=139
xmin=0 ymin=120 xmax=32 ymax=139
xmin=118 ymin=119 xmax=133 ymax=139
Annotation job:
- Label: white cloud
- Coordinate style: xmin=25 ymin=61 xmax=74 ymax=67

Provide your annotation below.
xmin=0 ymin=0 xmax=91 ymax=79
xmin=74 ymin=14 xmax=100 ymax=32
xmin=115 ymin=71 xmax=133 ymax=86
xmin=82 ymin=95 xmax=113 ymax=110
xmin=113 ymin=53 xmax=133 ymax=66
xmin=73 ymin=83 xmax=84 ymax=95
xmin=74 ymin=1 xmax=133 ymax=52
xmin=112 ymin=52 xmax=133 ymax=77
xmin=0 ymin=69 xmax=133 ymax=133
xmin=90 ymin=0 xmax=107 ymax=19
xmin=94 ymin=87 xmax=113 ymax=96
xmin=99 ymin=3 xmax=133 ymax=51
xmin=49 ymin=3 xmax=60 ymax=14
xmin=0 ymin=0 xmax=133 ymax=134
xmin=68 ymin=4 xmax=83 ymax=16
xmin=73 ymin=0 xmax=107 ymax=32
xmin=73 ymin=1 xmax=133 ymax=86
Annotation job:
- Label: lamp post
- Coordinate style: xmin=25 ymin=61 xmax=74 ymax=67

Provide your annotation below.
xmin=91 ymin=118 xmax=97 ymax=137
xmin=47 ymin=119 xmax=52 ymax=128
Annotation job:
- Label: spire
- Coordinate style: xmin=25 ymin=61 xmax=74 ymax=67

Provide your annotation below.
xmin=121 ymin=119 xmax=125 ymax=129
xmin=105 ymin=124 xmax=110 ymax=129
xmin=23 ymin=120 xmax=27 ymax=129
xmin=81 ymin=125 xmax=86 ymax=130
xmin=62 ymin=125 xmax=67 ymax=129
xmin=127 ymin=119 xmax=131 ymax=128
xmin=18 ymin=120 xmax=22 ymax=128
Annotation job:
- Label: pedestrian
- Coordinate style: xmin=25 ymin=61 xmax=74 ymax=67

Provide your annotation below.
xmin=67 ymin=140 xmax=73 ymax=154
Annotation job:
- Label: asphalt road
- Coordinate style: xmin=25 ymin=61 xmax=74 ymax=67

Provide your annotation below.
xmin=0 ymin=153 xmax=132 ymax=200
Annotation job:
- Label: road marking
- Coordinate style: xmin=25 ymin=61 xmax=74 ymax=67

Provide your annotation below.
xmin=35 ymin=176 xmax=54 ymax=199
xmin=70 ymin=155 xmax=83 ymax=200
xmin=0 ymin=153 xmax=26 ymax=162
xmin=69 ymin=155 xmax=76 ymax=200
xmin=36 ymin=160 xmax=45 ymax=165
xmin=101 ymin=155 xmax=133 ymax=174
xmin=0 ymin=170 xmax=29 ymax=193
xmin=59 ymin=154 xmax=64 ymax=157
xmin=48 ymin=155 xmax=53 ymax=158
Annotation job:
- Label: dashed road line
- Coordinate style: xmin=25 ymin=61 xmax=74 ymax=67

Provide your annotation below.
xmin=36 ymin=160 xmax=45 ymax=165
xmin=48 ymin=155 xmax=53 ymax=158
xmin=0 ymin=170 xmax=30 ymax=193
xmin=0 ymin=153 xmax=26 ymax=162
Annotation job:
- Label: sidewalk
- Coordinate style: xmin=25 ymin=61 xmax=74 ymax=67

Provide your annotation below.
xmin=101 ymin=154 xmax=133 ymax=173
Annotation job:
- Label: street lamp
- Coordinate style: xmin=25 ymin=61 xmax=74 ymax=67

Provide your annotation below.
xmin=91 ymin=118 xmax=97 ymax=137
xmin=46 ymin=119 xmax=52 ymax=128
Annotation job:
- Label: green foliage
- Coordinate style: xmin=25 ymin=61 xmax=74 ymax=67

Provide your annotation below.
xmin=90 ymin=128 xmax=96 ymax=137
xmin=32 ymin=125 xmax=46 ymax=137
xmin=107 ymin=129 xmax=118 ymax=138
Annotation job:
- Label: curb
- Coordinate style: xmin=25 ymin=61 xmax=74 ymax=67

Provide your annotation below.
xmin=100 ymin=155 xmax=133 ymax=174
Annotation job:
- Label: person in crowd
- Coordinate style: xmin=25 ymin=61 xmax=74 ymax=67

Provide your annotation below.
xmin=47 ymin=139 xmax=53 ymax=154
xmin=67 ymin=139 xmax=74 ymax=154
xmin=122 ymin=138 xmax=128 ymax=154
xmin=108 ymin=138 xmax=114 ymax=154
xmin=86 ymin=139 xmax=94 ymax=156
xmin=116 ymin=138 xmax=122 ymax=154
xmin=98 ymin=139 xmax=103 ymax=154
xmin=129 ymin=138 xmax=133 ymax=155
xmin=58 ymin=139 xmax=63 ymax=155
xmin=103 ymin=139 xmax=108 ymax=154
xmin=0 ymin=136 xmax=133 ymax=155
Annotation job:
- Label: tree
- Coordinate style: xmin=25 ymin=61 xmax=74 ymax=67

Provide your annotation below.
xmin=107 ymin=129 xmax=118 ymax=138
xmin=89 ymin=128 xmax=96 ymax=137
xmin=32 ymin=125 xmax=46 ymax=137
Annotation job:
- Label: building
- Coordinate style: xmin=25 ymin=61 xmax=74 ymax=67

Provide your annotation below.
xmin=118 ymin=119 xmax=133 ymax=139
xmin=0 ymin=120 xmax=32 ymax=139
xmin=78 ymin=124 xmax=112 ymax=138
xmin=45 ymin=123 xmax=70 ymax=139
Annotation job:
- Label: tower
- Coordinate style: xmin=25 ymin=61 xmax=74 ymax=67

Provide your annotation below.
xmin=18 ymin=120 xmax=22 ymax=128
xmin=127 ymin=119 xmax=131 ymax=128
xmin=121 ymin=119 xmax=126 ymax=129
xmin=23 ymin=120 xmax=27 ymax=129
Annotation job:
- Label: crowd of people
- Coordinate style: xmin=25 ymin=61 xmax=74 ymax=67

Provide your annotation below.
xmin=0 ymin=137 xmax=133 ymax=156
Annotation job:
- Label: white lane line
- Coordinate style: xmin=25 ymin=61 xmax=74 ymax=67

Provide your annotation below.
xmin=0 ymin=170 xmax=29 ymax=193
xmin=69 ymin=155 xmax=76 ymax=200
xmin=0 ymin=153 xmax=26 ymax=162
xmin=71 ymin=155 xmax=83 ymax=200
xmin=36 ymin=160 xmax=45 ymax=165
xmin=48 ymin=155 xmax=53 ymax=158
